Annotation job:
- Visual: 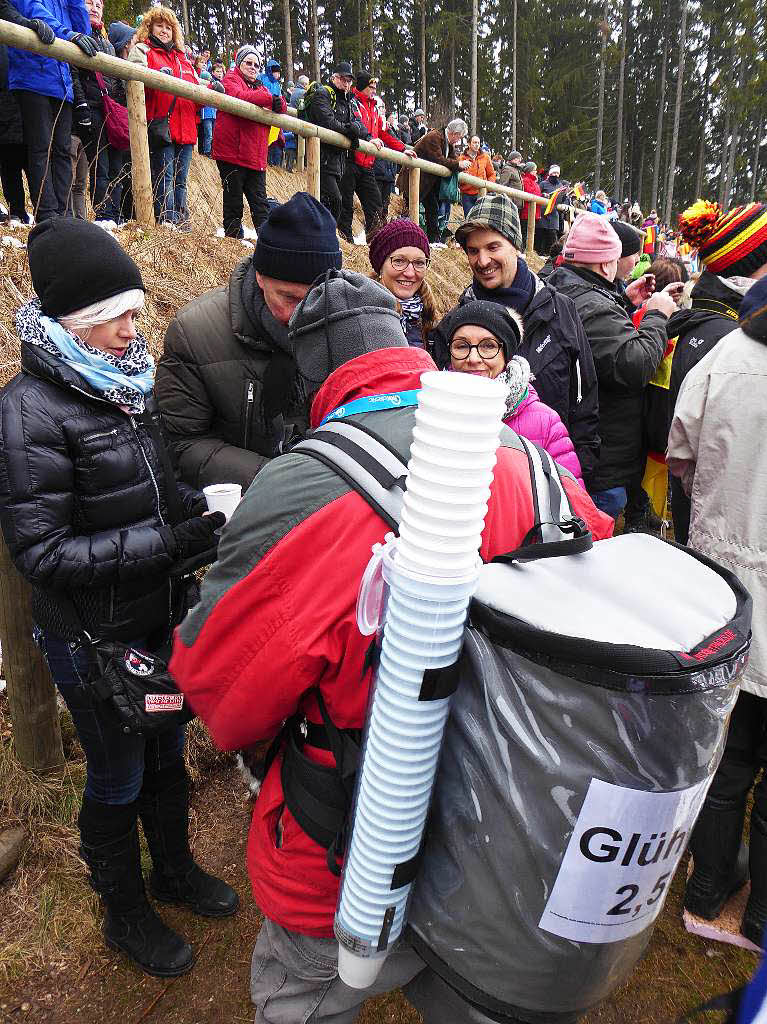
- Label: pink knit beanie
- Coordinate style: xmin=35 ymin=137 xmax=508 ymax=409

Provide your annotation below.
xmin=563 ymin=212 xmax=622 ymax=264
xmin=368 ymin=218 xmax=430 ymax=274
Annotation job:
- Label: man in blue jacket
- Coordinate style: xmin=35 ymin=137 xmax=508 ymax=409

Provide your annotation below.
xmin=7 ymin=0 xmax=96 ymax=220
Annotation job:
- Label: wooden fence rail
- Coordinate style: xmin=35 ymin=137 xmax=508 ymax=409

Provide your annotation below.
xmin=0 ymin=19 xmax=577 ymax=257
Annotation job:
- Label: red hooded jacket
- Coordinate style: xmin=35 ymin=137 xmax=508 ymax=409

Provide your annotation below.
xmin=351 ymin=88 xmax=405 ymax=169
xmin=170 ymin=347 xmax=613 ymax=937
xmin=521 ymin=171 xmax=543 ymax=219
xmin=212 ymin=67 xmax=282 ymax=171
xmin=144 ymin=42 xmax=200 ymax=146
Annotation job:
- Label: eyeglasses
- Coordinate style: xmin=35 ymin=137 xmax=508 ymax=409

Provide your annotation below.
xmin=389 ymin=256 xmax=430 ymax=273
xmin=450 ymin=339 xmax=502 ymax=360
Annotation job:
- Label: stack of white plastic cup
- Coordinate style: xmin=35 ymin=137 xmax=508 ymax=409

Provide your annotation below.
xmin=335 ymin=371 xmax=508 ymax=988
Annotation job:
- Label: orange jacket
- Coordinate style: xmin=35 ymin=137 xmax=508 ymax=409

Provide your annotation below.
xmin=459 ymin=148 xmax=496 ymax=195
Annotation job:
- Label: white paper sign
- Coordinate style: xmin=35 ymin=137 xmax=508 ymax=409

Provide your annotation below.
xmin=539 ymin=777 xmax=712 ymax=944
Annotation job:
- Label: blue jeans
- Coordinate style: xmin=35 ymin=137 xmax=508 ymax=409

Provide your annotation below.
xmin=198 ymin=117 xmax=214 ymax=156
xmin=461 ymin=193 xmax=479 ymax=217
xmin=590 ymin=486 xmax=628 ymax=519
xmin=150 ymin=142 xmax=193 ymax=223
xmin=36 ymin=629 xmax=185 ymax=805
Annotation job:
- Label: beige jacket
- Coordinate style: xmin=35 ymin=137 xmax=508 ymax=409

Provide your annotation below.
xmin=667 ymin=327 xmax=767 ymax=698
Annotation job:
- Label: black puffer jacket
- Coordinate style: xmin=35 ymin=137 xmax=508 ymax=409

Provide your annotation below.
xmin=0 ymin=342 xmax=203 ymax=644
xmin=70 ymin=26 xmax=117 ymax=133
xmin=547 ymin=263 xmax=668 ymax=492
xmin=155 ymin=260 xmax=310 ymax=490
xmin=457 ymin=276 xmax=601 ymax=486
xmin=305 ymin=82 xmax=369 ymax=177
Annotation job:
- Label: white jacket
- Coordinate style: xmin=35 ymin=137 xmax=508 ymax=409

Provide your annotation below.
xmin=667 ymin=326 xmax=767 ymax=699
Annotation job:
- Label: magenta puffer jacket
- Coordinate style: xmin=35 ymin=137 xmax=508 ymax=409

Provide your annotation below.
xmin=506 ymin=383 xmax=583 ymax=485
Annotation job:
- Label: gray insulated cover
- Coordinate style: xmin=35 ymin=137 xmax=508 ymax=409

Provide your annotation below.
xmin=407 ymin=535 xmax=751 ymax=1022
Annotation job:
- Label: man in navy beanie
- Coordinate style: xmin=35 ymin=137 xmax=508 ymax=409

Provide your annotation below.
xmin=156 ymin=192 xmax=343 ymax=489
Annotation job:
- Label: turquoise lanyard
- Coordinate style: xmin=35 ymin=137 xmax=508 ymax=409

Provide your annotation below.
xmin=319 ymin=389 xmax=421 ymax=427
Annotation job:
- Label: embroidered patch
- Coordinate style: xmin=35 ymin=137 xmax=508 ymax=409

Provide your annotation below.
xmin=145 ymin=693 xmax=185 ymax=713
xmin=124 ymin=649 xmax=155 ymax=676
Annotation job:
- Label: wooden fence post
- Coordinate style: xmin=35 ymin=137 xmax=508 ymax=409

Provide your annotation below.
xmin=306 ymin=136 xmax=321 ymax=200
xmin=0 ymin=537 xmax=63 ymax=772
xmin=526 ymin=200 xmax=536 ymax=259
xmin=408 ymin=166 xmax=421 ymax=223
xmin=297 ymin=134 xmax=305 ymax=173
xmin=125 ymin=80 xmax=155 ymax=228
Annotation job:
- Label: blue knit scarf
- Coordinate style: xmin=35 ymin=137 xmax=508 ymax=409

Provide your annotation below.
xmin=471 ymin=256 xmax=536 ymax=314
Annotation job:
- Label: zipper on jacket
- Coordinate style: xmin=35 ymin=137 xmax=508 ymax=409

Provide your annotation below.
xmin=575 ymin=359 xmax=582 ymax=403
xmin=243 ymin=381 xmax=255 ymax=448
xmin=83 ymin=428 xmax=118 ymax=444
xmin=130 ymin=416 xmax=164 ymax=526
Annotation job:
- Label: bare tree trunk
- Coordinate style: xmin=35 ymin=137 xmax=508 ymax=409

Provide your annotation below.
xmin=368 ymin=0 xmax=374 ymax=72
xmin=511 ymin=0 xmax=517 ymax=150
xmin=663 ymin=0 xmax=687 ymax=224
xmin=358 ymin=0 xmax=363 ymax=71
xmin=650 ymin=9 xmax=668 ymax=213
xmin=723 ymin=60 xmax=746 ymax=208
xmin=180 ymin=0 xmax=190 ymax=42
xmin=222 ymin=2 xmax=230 ymax=65
xmin=613 ymin=0 xmax=629 ymax=197
xmin=751 ymin=112 xmax=764 ymax=202
xmin=470 ymin=0 xmax=478 ymax=134
xmin=594 ymin=4 xmax=608 ymax=191
xmin=420 ymin=0 xmax=426 ymax=109
xmin=449 ymin=35 xmax=456 ymax=117
xmin=282 ymin=0 xmax=294 ymax=85
xmin=637 ymin=145 xmax=644 ymax=208
xmin=309 ymin=0 xmax=320 ymax=81
xmin=694 ymin=29 xmax=713 ymax=199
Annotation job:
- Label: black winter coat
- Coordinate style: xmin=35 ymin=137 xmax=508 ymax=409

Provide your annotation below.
xmin=457 ymin=276 xmax=601 ymax=486
xmin=70 ymin=26 xmax=116 ymax=133
xmin=305 ymin=82 xmax=369 ymax=177
xmin=155 ymin=260 xmax=310 ymax=490
xmin=547 ymin=263 xmax=668 ymax=492
xmin=0 ymin=342 xmax=204 ymax=644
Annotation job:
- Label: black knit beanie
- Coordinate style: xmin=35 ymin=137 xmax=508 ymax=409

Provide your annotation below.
xmin=611 ymin=220 xmax=642 ymax=258
xmin=27 ymin=218 xmax=145 ymax=318
xmin=429 ymin=301 xmax=523 ymax=369
xmin=254 ymin=192 xmax=342 ymax=284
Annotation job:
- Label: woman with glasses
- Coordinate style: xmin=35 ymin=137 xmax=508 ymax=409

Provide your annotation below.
xmin=368 ymin=219 xmax=437 ymax=348
xmin=431 ymin=301 xmax=583 ymax=483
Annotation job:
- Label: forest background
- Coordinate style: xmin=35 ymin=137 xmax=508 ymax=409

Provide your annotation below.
xmin=104 ymin=0 xmax=765 ymax=221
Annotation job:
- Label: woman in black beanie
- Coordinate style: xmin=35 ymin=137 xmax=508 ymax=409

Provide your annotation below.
xmin=0 ymin=219 xmax=238 ymax=977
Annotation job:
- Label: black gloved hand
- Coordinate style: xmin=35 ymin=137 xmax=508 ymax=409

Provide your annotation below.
xmin=271 ymin=94 xmax=283 ymax=112
xmin=30 ymin=19 xmax=55 ymax=44
xmin=74 ymin=102 xmax=92 ymax=129
xmin=69 ymin=31 xmax=98 ymax=56
xmin=166 ymin=512 xmax=226 ymax=561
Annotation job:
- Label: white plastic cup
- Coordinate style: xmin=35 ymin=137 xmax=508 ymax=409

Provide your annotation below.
xmin=203 ymin=482 xmax=242 ymax=521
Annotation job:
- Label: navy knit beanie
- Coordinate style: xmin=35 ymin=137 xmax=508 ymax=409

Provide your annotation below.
xmin=254 ymin=192 xmax=342 ymax=284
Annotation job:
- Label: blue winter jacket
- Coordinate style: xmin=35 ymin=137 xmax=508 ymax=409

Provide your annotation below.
xmin=8 ymin=0 xmax=89 ymax=101
xmin=257 ymin=58 xmax=282 ymax=97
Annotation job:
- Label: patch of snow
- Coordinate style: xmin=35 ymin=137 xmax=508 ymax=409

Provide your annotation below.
xmin=1 ymin=235 xmax=25 ymax=249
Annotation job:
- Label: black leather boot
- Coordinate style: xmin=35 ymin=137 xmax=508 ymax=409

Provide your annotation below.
xmin=78 ymin=797 xmax=193 ymax=977
xmin=684 ymin=795 xmax=748 ymax=920
xmin=139 ymin=761 xmax=239 ymax=919
xmin=742 ymin=810 xmax=767 ymax=947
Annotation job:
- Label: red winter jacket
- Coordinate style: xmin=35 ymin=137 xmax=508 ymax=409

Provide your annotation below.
xmin=351 ymin=88 xmax=405 ymax=169
xmin=212 ymin=67 xmax=280 ymax=171
xmin=144 ymin=42 xmax=200 ymax=145
xmin=170 ymin=347 xmax=613 ymax=937
xmin=521 ymin=171 xmax=542 ymax=219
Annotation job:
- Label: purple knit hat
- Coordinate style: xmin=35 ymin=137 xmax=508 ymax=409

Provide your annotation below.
xmin=368 ymin=218 xmax=430 ymax=274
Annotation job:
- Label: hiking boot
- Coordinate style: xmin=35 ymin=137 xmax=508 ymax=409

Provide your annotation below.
xmin=139 ymin=760 xmax=238 ymax=919
xmin=79 ymin=798 xmax=193 ymax=977
xmin=684 ymin=797 xmax=748 ymax=920
xmin=742 ymin=811 xmax=767 ymax=948
xmin=622 ymin=504 xmax=664 ymax=535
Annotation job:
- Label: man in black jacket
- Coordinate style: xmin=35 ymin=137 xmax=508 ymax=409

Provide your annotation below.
xmin=454 ymin=193 xmax=601 ymax=488
xmin=304 ymin=60 xmax=375 ymax=227
xmin=547 ymin=212 xmax=676 ymax=518
xmin=156 ymin=193 xmax=342 ymax=490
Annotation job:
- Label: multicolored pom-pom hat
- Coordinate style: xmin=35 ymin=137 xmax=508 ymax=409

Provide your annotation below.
xmin=678 ymin=199 xmax=767 ymax=277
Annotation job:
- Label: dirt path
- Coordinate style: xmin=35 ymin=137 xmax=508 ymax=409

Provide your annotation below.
xmin=0 ymin=765 xmax=758 ymax=1024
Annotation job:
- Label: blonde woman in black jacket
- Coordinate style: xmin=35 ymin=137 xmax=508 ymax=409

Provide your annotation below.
xmin=0 ymin=220 xmax=238 ymax=978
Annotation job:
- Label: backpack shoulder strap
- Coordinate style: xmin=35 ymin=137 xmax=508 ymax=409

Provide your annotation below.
xmin=292 ymin=419 xmax=407 ymax=532
xmin=492 ymin=436 xmax=592 ymax=564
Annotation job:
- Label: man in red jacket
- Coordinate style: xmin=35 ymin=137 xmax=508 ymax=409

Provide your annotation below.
xmin=170 ymin=271 xmax=613 ymax=1022
xmin=338 ymin=71 xmax=414 ymax=242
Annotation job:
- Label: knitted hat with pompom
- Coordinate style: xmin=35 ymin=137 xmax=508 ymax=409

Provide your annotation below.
xmin=678 ymin=200 xmax=767 ymax=277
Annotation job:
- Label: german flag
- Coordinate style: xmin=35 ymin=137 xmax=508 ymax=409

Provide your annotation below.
xmin=543 ymin=187 xmax=566 ymax=217
xmin=644 ymin=225 xmax=656 ymax=253
xmin=573 ymin=183 xmax=586 ymax=201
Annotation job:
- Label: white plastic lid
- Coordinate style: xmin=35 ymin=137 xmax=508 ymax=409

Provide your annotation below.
xmin=356 ymin=534 xmax=397 ymax=635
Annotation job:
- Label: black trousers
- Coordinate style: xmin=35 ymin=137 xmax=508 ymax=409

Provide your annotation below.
xmin=422 ymin=183 xmax=440 ymax=243
xmin=339 ymin=162 xmax=382 ymax=237
xmin=706 ymin=691 xmax=767 ymax=822
xmin=15 ymin=90 xmax=72 ymax=221
xmin=377 ymin=179 xmax=394 ymax=220
xmin=320 ymin=169 xmax=342 ymax=222
xmin=535 ymin=227 xmax=557 ymax=256
xmin=217 ymin=161 xmax=268 ymax=237
xmin=0 ymin=142 xmax=27 ymax=219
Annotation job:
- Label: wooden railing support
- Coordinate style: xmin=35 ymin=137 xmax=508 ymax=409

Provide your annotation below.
xmin=306 ymin=136 xmax=321 ymax=200
xmin=408 ymin=167 xmax=421 ymax=223
xmin=0 ymin=537 xmax=63 ymax=772
xmin=297 ymin=134 xmax=305 ymax=173
xmin=526 ymin=201 xmax=536 ymax=259
xmin=125 ymin=80 xmax=154 ymax=228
